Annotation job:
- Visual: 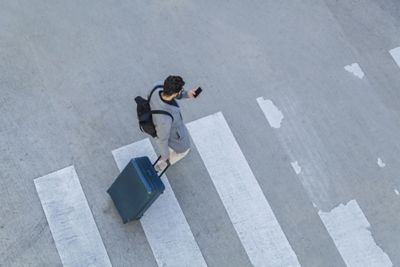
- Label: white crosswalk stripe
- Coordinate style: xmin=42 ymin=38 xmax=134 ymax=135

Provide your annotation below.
xmin=112 ymin=139 xmax=207 ymax=267
xmin=319 ymin=200 xmax=393 ymax=267
xmin=389 ymin=47 xmax=400 ymax=69
xmin=34 ymin=166 xmax=112 ymax=267
xmin=187 ymin=112 xmax=301 ymax=267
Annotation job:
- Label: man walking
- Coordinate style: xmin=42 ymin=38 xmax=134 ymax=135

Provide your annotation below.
xmin=149 ymin=75 xmax=199 ymax=171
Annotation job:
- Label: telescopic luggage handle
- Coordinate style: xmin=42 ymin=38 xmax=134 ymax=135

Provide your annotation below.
xmin=153 ymin=156 xmax=170 ymax=178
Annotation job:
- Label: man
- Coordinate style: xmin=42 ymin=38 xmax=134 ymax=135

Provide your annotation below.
xmin=149 ymin=75 xmax=198 ymax=172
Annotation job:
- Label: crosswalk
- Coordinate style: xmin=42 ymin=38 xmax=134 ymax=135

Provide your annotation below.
xmin=187 ymin=112 xmax=300 ymax=267
xmin=34 ymin=166 xmax=112 ymax=267
xmin=33 ymin=109 xmax=396 ymax=267
xmin=34 ymin=86 xmax=398 ymax=267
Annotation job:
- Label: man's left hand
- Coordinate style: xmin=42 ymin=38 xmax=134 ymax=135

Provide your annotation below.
xmin=188 ymin=88 xmax=197 ymax=98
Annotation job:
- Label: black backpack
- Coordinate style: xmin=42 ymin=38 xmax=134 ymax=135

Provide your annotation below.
xmin=135 ymin=85 xmax=174 ymax=138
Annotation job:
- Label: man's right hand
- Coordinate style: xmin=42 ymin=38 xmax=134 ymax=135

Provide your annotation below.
xmin=155 ymin=158 xmax=169 ymax=172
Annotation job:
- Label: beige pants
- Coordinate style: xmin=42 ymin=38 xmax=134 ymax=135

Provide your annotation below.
xmin=169 ymin=147 xmax=190 ymax=165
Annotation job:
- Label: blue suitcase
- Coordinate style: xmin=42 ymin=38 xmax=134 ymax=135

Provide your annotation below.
xmin=107 ymin=156 xmax=169 ymax=223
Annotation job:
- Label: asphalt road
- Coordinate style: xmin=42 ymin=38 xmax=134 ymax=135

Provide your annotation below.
xmin=1 ymin=0 xmax=400 ymax=266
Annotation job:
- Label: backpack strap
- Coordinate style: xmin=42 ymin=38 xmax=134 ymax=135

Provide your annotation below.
xmin=145 ymin=85 xmax=173 ymax=122
xmin=149 ymin=110 xmax=174 ymax=122
xmin=138 ymin=109 xmax=174 ymax=122
xmin=148 ymin=85 xmax=164 ymax=101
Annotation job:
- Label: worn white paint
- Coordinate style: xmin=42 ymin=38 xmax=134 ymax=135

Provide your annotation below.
xmin=394 ymin=189 xmax=399 ymax=196
xmin=112 ymin=139 xmax=206 ymax=267
xmin=291 ymin=161 xmax=302 ymax=175
xmin=187 ymin=112 xmax=300 ymax=267
xmin=319 ymin=200 xmax=393 ymax=267
xmin=34 ymin=166 xmax=112 ymax=267
xmin=377 ymin=158 xmax=386 ymax=168
xmin=256 ymin=97 xmax=284 ymax=129
xmin=344 ymin=63 xmax=365 ymax=79
xmin=389 ymin=47 xmax=400 ymax=69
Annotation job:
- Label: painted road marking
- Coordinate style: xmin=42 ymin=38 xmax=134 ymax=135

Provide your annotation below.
xmin=319 ymin=200 xmax=392 ymax=267
xmin=112 ymin=139 xmax=206 ymax=267
xmin=377 ymin=158 xmax=386 ymax=168
xmin=187 ymin=112 xmax=300 ymax=267
xmin=291 ymin=161 xmax=302 ymax=175
xmin=389 ymin=47 xmax=400 ymax=69
xmin=34 ymin=166 xmax=112 ymax=267
xmin=344 ymin=63 xmax=365 ymax=79
xmin=256 ymin=97 xmax=284 ymax=129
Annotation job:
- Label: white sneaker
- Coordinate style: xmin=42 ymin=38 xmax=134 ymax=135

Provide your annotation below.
xmin=169 ymin=148 xmax=190 ymax=165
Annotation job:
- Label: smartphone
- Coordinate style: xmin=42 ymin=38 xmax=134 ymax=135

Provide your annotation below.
xmin=194 ymin=87 xmax=202 ymax=98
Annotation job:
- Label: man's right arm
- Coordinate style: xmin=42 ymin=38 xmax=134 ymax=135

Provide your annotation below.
xmin=155 ymin=117 xmax=172 ymax=161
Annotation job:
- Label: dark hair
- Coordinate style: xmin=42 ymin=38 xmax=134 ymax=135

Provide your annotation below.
xmin=163 ymin=76 xmax=185 ymax=96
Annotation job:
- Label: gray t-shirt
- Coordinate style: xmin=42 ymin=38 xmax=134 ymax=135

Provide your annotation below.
xmin=149 ymin=81 xmax=191 ymax=159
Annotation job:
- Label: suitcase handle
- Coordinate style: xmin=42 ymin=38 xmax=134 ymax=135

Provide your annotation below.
xmin=153 ymin=156 xmax=171 ymax=178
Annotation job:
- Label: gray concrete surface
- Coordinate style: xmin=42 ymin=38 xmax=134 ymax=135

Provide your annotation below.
xmin=1 ymin=0 xmax=400 ymax=266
